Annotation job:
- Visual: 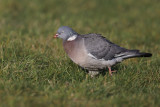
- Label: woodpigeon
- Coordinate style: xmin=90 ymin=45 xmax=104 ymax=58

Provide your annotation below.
xmin=54 ymin=26 xmax=152 ymax=77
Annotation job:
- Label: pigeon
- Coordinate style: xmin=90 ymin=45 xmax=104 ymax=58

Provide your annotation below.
xmin=54 ymin=26 xmax=152 ymax=77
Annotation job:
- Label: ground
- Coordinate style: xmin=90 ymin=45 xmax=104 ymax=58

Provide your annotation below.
xmin=0 ymin=0 xmax=160 ymax=107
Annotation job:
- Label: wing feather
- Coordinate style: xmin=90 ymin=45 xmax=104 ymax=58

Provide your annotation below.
xmin=81 ymin=34 xmax=127 ymax=60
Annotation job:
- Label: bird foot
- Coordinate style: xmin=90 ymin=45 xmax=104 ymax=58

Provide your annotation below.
xmin=108 ymin=67 xmax=116 ymax=76
xmin=109 ymin=70 xmax=116 ymax=76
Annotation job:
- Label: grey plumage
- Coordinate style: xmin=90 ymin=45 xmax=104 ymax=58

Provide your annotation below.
xmin=55 ymin=26 xmax=152 ymax=77
xmin=82 ymin=33 xmax=127 ymax=60
xmin=82 ymin=33 xmax=151 ymax=60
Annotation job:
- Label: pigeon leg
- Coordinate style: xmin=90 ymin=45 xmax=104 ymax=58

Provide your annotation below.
xmin=108 ymin=67 xmax=116 ymax=76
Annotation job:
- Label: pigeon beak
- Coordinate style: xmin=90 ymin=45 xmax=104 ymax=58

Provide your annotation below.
xmin=54 ymin=34 xmax=58 ymax=38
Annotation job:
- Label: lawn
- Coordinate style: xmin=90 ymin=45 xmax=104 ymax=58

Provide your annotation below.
xmin=0 ymin=0 xmax=160 ymax=107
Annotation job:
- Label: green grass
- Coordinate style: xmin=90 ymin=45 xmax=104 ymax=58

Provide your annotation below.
xmin=0 ymin=0 xmax=160 ymax=106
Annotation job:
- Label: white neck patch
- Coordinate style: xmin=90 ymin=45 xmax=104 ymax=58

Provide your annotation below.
xmin=67 ymin=35 xmax=77 ymax=41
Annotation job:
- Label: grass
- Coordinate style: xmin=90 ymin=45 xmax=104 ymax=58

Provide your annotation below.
xmin=0 ymin=0 xmax=160 ymax=106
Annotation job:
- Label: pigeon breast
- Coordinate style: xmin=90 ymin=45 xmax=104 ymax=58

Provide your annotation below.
xmin=63 ymin=36 xmax=88 ymax=67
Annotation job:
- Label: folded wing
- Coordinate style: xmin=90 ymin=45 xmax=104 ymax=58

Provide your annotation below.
xmin=82 ymin=34 xmax=127 ymax=60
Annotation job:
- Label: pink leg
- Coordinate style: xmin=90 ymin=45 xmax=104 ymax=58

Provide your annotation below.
xmin=108 ymin=67 xmax=116 ymax=76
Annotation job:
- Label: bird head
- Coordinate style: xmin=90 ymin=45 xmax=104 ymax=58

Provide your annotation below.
xmin=54 ymin=26 xmax=78 ymax=41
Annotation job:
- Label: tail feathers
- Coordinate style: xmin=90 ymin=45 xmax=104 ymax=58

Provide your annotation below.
xmin=115 ymin=50 xmax=152 ymax=59
xmin=136 ymin=52 xmax=152 ymax=57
